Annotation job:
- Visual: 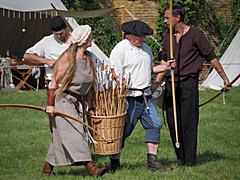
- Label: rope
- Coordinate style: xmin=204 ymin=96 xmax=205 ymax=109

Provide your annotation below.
xmin=216 ymin=11 xmax=240 ymax=56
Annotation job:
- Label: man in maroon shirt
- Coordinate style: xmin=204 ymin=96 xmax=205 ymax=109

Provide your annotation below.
xmin=158 ymin=4 xmax=230 ymax=166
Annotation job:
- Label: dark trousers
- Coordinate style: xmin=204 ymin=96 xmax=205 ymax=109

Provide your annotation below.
xmin=165 ymin=76 xmax=199 ymax=165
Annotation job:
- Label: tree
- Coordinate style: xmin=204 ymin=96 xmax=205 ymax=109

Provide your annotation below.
xmin=62 ymin=0 xmax=122 ymax=56
xmin=155 ymin=0 xmax=240 ymax=60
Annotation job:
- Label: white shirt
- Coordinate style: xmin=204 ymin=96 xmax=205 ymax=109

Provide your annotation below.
xmin=25 ymin=34 xmax=70 ymax=80
xmin=110 ymin=39 xmax=153 ymax=97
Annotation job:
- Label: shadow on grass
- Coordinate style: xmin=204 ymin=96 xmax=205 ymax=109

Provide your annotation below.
xmin=57 ymin=168 xmax=88 ymax=176
xmin=197 ymin=150 xmax=225 ymax=164
xmin=55 ymin=158 xmax=176 ymax=176
xmin=121 ymin=162 xmax=146 ymax=170
xmin=56 ymin=155 xmax=109 ymax=176
xmin=45 ymin=151 xmax=226 ymax=176
xmin=92 ymin=153 xmax=109 ymax=162
xmin=55 ymin=150 xmax=225 ymax=176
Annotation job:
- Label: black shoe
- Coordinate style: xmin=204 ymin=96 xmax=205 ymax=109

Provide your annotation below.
xmin=147 ymin=153 xmax=172 ymax=171
xmin=110 ymin=158 xmax=120 ymax=172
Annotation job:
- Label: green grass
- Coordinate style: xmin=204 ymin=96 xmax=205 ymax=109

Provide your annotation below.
xmin=0 ymin=87 xmax=239 ymax=179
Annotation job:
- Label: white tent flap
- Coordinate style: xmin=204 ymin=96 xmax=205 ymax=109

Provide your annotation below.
xmin=201 ymin=30 xmax=240 ymax=89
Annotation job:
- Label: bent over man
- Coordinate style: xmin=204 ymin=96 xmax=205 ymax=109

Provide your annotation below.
xmin=23 ymin=16 xmax=71 ymax=82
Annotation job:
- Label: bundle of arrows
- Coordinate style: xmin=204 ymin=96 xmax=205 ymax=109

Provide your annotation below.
xmin=95 ymin=62 xmax=130 ymax=116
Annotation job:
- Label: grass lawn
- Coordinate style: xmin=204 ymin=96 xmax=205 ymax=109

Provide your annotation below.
xmin=0 ymin=87 xmax=239 ymax=179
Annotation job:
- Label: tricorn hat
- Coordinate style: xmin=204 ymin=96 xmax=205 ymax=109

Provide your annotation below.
xmin=121 ymin=20 xmax=153 ymax=36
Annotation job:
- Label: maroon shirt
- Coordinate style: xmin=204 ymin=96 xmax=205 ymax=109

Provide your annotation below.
xmin=163 ymin=27 xmax=216 ymax=79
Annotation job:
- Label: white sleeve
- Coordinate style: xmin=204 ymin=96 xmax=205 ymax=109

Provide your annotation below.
xmin=25 ymin=37 xmax=46 ymax=56
xmin=109 ymin=43 xmax=124 ymax=76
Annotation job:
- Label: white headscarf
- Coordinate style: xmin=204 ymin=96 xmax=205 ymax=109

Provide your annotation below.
xmin=70 ymin=25 xmax=92 ymax=46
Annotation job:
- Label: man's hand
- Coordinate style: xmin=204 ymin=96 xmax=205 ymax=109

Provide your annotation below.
xmin=151 ymin=81 xmax=160 ymax=92
xmin=152 ymin=59 xmax=176 ymax=73
xmin=153 ymin=64 xmax=169 ymax=73
xmin=45 ymin=58 xmax=56 ymax=68
xmin=167 ymin=59 xmax=176 ymax=69
xmin=223 ymin=78 xmax=230 ymax=92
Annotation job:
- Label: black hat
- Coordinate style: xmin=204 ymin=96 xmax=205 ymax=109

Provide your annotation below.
xmin=121 ymin=20 xmax=153 ymax=36
xmin=50 ymin=16 xmax=67 ymax=31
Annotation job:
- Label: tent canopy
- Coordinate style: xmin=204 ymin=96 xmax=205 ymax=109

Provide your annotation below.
xmin=0 ymin=0 xmax=117 ymax=18
xmin=201 ymin=29 xmax=240 ymax=90
xmin=0 ymin=0 xmax=64 ymax=59
xmin=0 ymin=0 xmax=67 ymax=12
xmin=0 ymin=0 xmax=110 ymax=65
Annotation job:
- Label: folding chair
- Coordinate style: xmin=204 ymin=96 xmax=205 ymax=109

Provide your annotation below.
xmin=15 ymin=65 xmax=33 ymax=90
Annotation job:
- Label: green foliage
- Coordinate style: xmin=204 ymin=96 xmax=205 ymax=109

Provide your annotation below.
xmin=156 ymin=0 xmax=240 ymax=59
xmin=62 ymin=0 xmax=99 ymax=10
xmin=217 ymin=0 xmax=240 ymax=56
xmin=78 ymin=17 xmax=122 ymax=56
xmin=155 ymin=0 xmax=168 ymax=50
xmin=155 ymin=0 xmax=193 ymax=52
xmin=62 ymin=0 xmax=239 ymax=60
xmin=145 ymin=37 xmax=161 ymax=64
xmin=62 ymin=0 xmax=122 ymax=57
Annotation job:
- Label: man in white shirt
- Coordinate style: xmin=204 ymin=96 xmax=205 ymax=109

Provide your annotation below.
xmin=109 ymin=20 xmax=171 ymax=171
xmin=23 ymin=16 xmax=71 ymax=82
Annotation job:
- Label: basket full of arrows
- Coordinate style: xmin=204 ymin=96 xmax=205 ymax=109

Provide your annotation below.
xmin=90 ymin=63 xmax=130 ymax=155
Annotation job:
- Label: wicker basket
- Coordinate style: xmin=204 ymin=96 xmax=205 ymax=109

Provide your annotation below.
xmin=90 ymin=112 xmax=126 ymax=155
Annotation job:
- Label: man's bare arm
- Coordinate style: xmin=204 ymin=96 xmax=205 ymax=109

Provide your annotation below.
xmin=210 ymin=58 xmax=230 ymax=91
xmin=23 ymin=53 xmax=56 ymax=67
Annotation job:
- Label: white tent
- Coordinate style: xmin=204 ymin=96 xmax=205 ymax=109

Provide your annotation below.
xmin=201 ymin=29 xmax=240 ymax=90
xmin=0 ymin=0 xmax=110 ymax=64
xmin=0 ymin=0 xmax=67 ymax=12
xmin=0 ymin=0 xmax=110 ymax=90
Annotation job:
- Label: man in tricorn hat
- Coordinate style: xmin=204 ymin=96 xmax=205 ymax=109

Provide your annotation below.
xmin=109 ymin=20 xmax=172 ymax=171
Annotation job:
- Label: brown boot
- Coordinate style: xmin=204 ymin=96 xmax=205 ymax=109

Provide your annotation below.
xmin=42 ymin=161 xmax=55 ymax=175
xmin=85 ymin=161 xmax=107 ymax=176
xmin=147 ymin=154 xmax=172 ymax=171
